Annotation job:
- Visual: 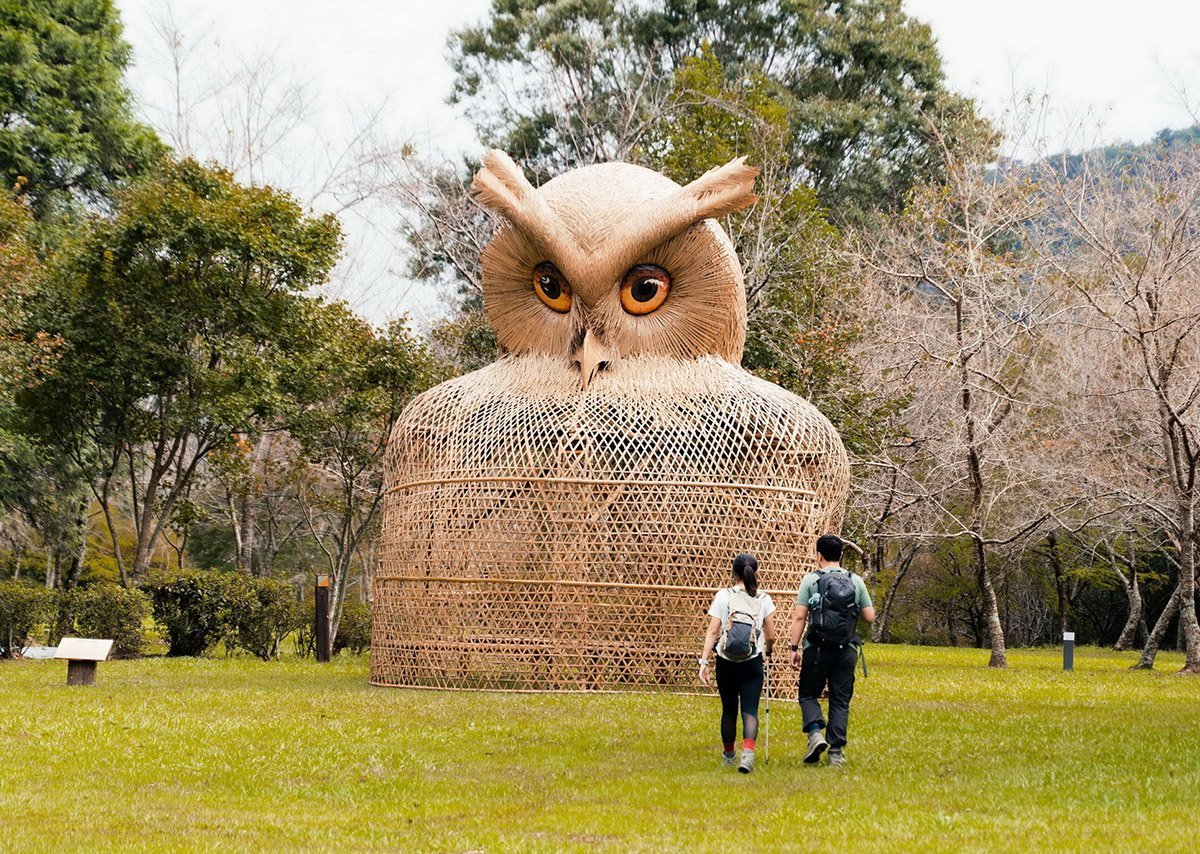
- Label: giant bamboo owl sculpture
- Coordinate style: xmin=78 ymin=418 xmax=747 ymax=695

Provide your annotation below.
xmin=371 ymin=152 xmax=850 ymax=693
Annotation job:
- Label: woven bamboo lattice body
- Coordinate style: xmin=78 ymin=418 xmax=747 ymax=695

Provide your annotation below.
xmin=373 ymin=354 xmax=850 ymax=695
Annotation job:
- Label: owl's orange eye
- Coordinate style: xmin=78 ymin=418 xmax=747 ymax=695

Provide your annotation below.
xmin=532 ymin=262 xmax=572 ymax=313
xmin=620 ymin=265 xmax=670 ymax=315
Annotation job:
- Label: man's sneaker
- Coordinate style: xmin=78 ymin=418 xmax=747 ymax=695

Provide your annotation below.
xmin=828 ymin=748 xmax=847 ymax=767
xmin=722 ymin=752 xmax=736 ymax=767
xmin=738 ymin=749 xmax=755 ymax=774
xmin=803 ymin=730 xmax=828 ymax=764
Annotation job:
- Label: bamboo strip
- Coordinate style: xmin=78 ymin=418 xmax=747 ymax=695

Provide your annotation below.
xmin=387 ymin=475 xmax=818 ymax=498
xmin=385 ymin=575 xmax=799 ymax=597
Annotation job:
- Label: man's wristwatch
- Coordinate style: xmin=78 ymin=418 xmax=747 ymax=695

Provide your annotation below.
xmin=789 ymin=644 xmax=799 ymax=652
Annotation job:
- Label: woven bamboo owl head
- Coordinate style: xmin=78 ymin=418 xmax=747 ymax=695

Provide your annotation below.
xmin=472 ymin=151 xmax=759 ymax=387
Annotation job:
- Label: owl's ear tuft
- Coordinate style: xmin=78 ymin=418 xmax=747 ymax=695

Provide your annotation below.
xmin=471 ymin=150 xmax=536 ymax=220
xmin=472 ymin=150 xmax=578 ymax=265
xmin=681 ymin=156 xmax=760 ymax=220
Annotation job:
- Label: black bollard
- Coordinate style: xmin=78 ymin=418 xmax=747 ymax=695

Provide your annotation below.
xmin=1063 ymin=631 xmax=1075 ymax=671
xmin=315 ymin=575 xmax=332 ymax=662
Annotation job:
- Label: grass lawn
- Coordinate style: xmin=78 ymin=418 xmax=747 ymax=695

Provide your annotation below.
xmin=2 ymin=645 xmax=1197 ymax=852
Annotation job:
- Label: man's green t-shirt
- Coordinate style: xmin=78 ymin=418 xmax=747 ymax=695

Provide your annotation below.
xmin=795 ymin=566 xmax=873 ymax=649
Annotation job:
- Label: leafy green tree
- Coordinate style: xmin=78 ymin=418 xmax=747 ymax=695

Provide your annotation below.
xmin=0 ymin=193 xmax=39 ymax=505
xmin=227 ymin=574 xmax=303 ymax=661
xmin=142 ymin=570 xmax=232 ymax=656
xmin=428 ymin=307 xmax=498 ymax=375
xmin=287 ymin=303 xmax=445 ymax=642
xmin=0 ymin=193 xmax=38 ymax=384
xmin=642 ymin=46 xmax=898 ymax=453
xmin=54 ymin=583 xmax=149 ymax=656
xmin=19 ymin=158 xmax=342 ymax=587
xmin=0 ymin=0 xmax=164 ymax=219
xmin=452 ymin=0 xmax=979 ymax=219
xmin=0 ymin=191 xmax=90 ymax=589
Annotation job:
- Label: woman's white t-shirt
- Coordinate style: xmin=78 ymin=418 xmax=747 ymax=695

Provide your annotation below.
xmin=707 ymin=585 xmax=776 ymax=660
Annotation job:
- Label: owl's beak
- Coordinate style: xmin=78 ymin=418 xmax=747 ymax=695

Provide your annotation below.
xmin=572 ymin=330 xmax=614 ymax=391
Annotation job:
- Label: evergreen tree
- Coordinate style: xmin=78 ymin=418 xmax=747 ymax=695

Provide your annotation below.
xmin=0 ymin=0 xmax=164 ymax=219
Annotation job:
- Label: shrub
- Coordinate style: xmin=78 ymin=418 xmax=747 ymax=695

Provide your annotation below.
xmin=229 ymin=575 xmax=304 ymax=661
xmin=295 ymin=593 xmax=371 ymax=658
xmin=0 ymin=581 xmax=56 ymax=658
xmin=295 ymin=599 xmax=315 ymax=658
xmin=144 ymin=570 xmax=307 ymax=659
xmin=56 ymin=585 xmax=150 ymax=658
xmin=143 ymin=572 xmax=236 ymax=657
xmin=334 ymin=597 xmax=372 ymax=656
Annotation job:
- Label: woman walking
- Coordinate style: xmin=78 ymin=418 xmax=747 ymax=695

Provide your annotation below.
xmin=699 ymin=552 xmax=777 ymax=773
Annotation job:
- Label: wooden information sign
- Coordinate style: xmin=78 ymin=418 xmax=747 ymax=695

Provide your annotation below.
xmin=55 ymin=637 xmax=114 ymax=685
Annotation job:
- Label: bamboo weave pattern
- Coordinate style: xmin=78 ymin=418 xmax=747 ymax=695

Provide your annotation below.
xmin=373 ymin=355 xmax=850 ymax=695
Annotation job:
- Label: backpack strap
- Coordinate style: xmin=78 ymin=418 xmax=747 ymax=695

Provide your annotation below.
xmin=811 ymin=570 xmax=827 ymax=604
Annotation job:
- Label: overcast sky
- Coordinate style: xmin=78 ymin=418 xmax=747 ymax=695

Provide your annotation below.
xmin=113 ymin=0 xmax=1200 ymax=324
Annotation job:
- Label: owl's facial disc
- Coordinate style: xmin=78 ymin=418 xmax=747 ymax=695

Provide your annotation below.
xmin=475 ymin=153 xmax=756 ymax=366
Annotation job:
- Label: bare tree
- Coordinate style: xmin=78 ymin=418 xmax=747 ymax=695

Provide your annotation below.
xmin=1039 ymin=144 xmax=1200 ymax=672
xmin=1096 ymin=532 xmax=1152 ymax=652
xmin=845 ymin=451 xmax=933 ymax=643
xmin=848 ymin=115 xmax=1063 ymax=666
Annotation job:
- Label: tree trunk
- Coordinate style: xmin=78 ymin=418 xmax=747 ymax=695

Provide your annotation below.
xmin=874 ymin=550 xmax=914 ymax=643
xmin=974 ymin=537 xmax=1006 ymax=667
xmin=237 ymin=488 xmax=256 ymax=574
xmin=63 ymin=498 xmax=90 ymax=590
xmin=131 ymin=463 xmax=163 ymax=579
xmin=360 ymin=538 xmax=377 ymax=604
xmin=1177 ymin=503 xmax=1200 ymax=673
xmin=1113 ymin=568 xmax=1143 ymax=652
xmin=1047 ymin=531 xmax=1069 ymax=639
xmin=1135 ymin=582 xmax=1180 ymax=669
xmin=98 ymin=487 xmax=129 ymax=588
xmin=132 ymin=521 xmax=156 ymax=579
xmin=64 ymin=541 xmax=86 ymax=590
xmin=961 ymin=317 xmax=1006 ymax=667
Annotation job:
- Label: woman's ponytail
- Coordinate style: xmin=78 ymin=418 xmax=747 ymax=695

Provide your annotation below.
xmin=732 ymin=552 xmax=759 ymax=597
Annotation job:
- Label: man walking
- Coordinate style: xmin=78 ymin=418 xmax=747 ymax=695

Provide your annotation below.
xmin=789 ymin=534 xmax=875 ymax=767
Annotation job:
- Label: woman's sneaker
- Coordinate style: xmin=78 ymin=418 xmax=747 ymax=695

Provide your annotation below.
xmin=738 ymin=749 xmax=755 ymax=773
xmin=722 ymin=752 xmax=736 ymax=767
xmin=803 ymin=730 xmax=828 ymax=764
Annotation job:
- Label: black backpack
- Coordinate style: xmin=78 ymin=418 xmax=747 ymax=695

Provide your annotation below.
xmin=807 ymin=570 xmax=860 ymax=648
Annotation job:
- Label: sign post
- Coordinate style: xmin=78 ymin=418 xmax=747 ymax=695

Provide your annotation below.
xmin=315 ymin=575 xmax=332 ymax=663
xmin=1063 ymin=631 xmax=1075 ymax=672
xmin=55 ymin=638 xmax=113 ymax=685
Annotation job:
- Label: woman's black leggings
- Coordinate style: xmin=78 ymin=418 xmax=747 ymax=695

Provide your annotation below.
xmin=715 ymin=654 xmax=764 ymax=745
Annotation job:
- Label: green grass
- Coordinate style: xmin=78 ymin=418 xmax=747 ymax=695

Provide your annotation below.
xmin=2 ymin=645 xmax=1197 ymax=852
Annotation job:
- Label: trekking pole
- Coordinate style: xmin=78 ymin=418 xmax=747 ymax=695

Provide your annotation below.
xmin=763 ymin=653 xmax=771 ymax=766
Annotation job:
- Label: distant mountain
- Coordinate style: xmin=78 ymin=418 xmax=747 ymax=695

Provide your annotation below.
xmin=1024 ymin=124 xmax=1200 ymax=179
